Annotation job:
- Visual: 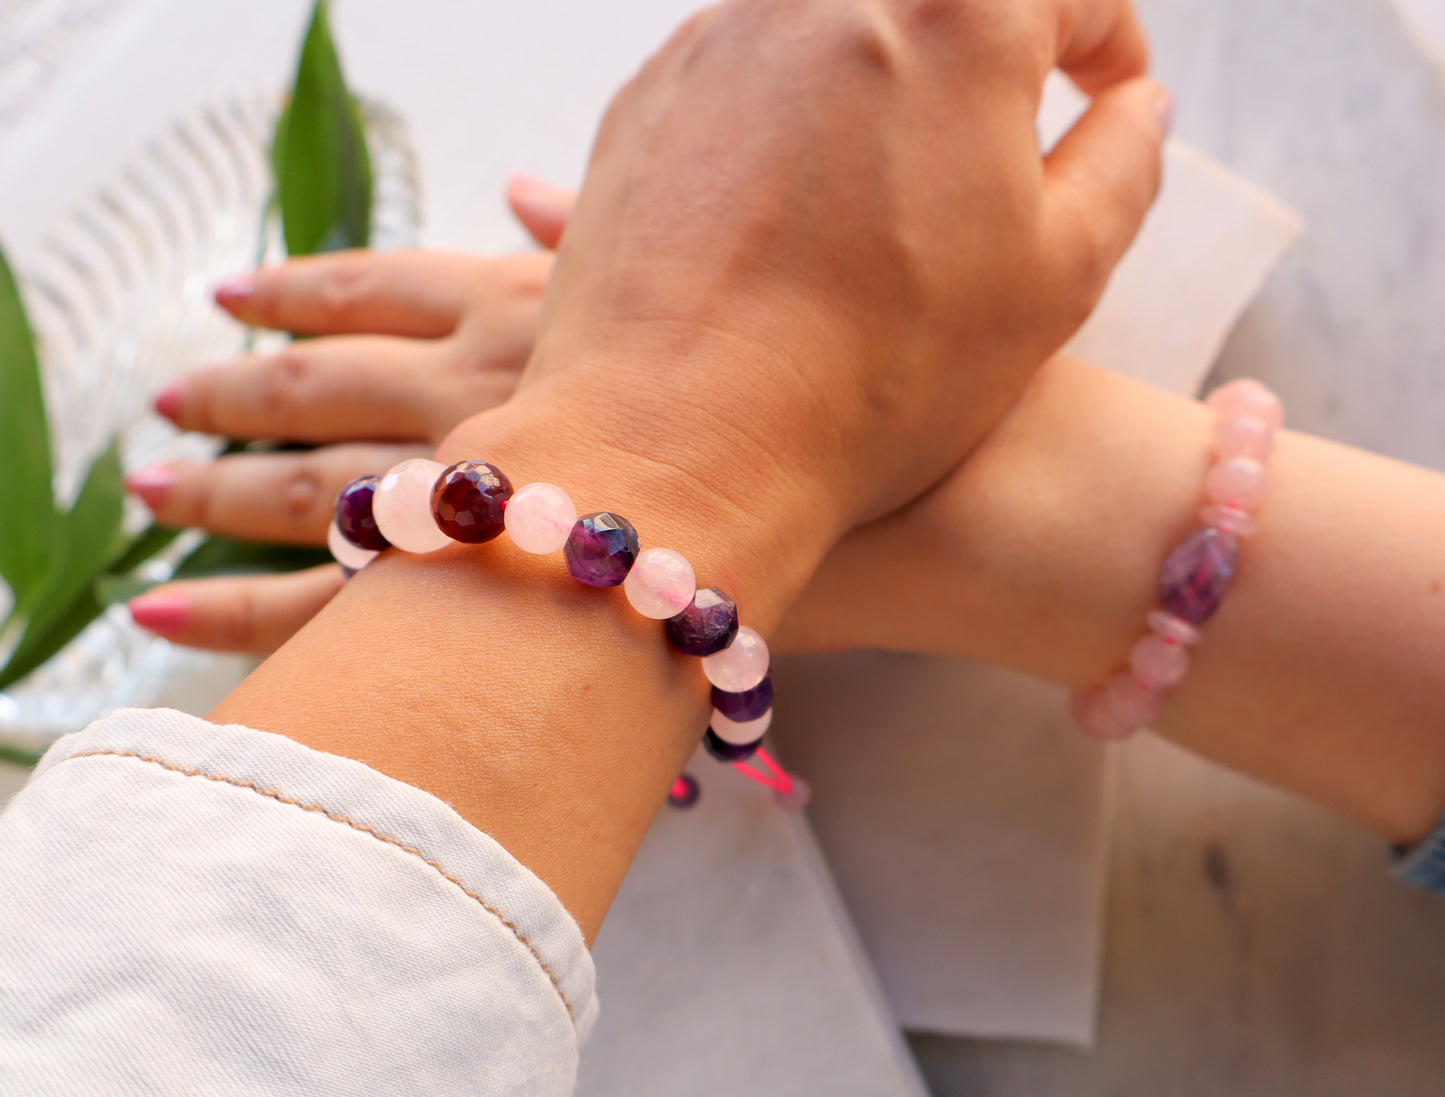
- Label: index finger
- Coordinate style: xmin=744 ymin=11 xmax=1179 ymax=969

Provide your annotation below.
xmin=1047 ymin=0 xmax=1150 ymax=94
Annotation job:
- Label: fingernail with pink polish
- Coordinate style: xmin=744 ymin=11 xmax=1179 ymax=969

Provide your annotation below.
xmin=153 ymin=379 xmax=186 ymax=421
xmin=213 ymin=272 xmax=257 ymax=311
xmin=124 ymin=464 xmax=176 ymax=512
xmin=128 ymin=592 xmax=188 ymax=635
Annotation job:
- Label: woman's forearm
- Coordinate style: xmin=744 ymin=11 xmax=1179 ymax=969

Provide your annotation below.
xmin=210 ymin=393 xmax=839 ymax=943
xmin=783 ymin=355 xmax=1445 ymax=845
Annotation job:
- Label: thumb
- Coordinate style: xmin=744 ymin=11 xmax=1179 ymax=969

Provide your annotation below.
xmin=1040 ymin=77 xmax=1170 ymax=305
xmin=507 ymin=172 xmax=577 ymax=250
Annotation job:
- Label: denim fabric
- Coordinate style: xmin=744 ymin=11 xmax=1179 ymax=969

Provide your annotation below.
xmin=1395 ymin=809 xmax=1445 ymax=894
xmin=0 ymin=708 xmax=595 ymax=1095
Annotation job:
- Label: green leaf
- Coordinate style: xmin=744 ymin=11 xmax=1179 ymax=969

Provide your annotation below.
xmin=0 ymin=742 xmax=42 ymax=769
xmin=173 ymin=536 xmax=332 ymax=579
xmin=273 ymin=0 xmax=373 ymax=256
xmin=0 ymin=440 xmax=126 ymax=686
xmin=0 ymin=237 xmax=57 ymax=613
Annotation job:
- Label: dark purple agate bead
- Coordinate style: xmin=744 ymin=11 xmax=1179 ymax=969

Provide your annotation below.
xmin=703 ymin=727 xmax=763 ymax=762
xmin=431 ymin=461 xmax=513 ymax=544
xmin=712 ymin=673 xmax=773 ymax=723
xmin=667 ymin=587 xmax=739 ymax=656
xmin=564 ymin=512 xmax=639 ymax=588
xmin=334 ymin=475 xmax=390 ymax=552
xmin=667 ymin=772 xmax=701 ymax=808
xmin=1158 ymin=526 xmax=1239 ymax=625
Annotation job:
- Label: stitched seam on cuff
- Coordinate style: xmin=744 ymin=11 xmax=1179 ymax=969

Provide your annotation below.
xmin=46 ymin=747 xmax=578 ymax=1028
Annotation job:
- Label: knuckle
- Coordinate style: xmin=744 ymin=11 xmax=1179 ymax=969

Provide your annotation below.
xmin=281 ymin=458 xmax=326 ymax=529
xmin=216 ymin=586 xmax=260 ymax=649
xmin=314 ymin=254 xmax=375 ymax=323
xmin=262 ymin=349 xmax=308 ymax=424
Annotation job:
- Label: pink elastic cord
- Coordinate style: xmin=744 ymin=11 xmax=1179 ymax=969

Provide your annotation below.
xmin=731 ymin=747 xmax=793 ymax=794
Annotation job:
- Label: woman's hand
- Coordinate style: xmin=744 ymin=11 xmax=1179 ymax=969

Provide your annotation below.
xmin=126 ymin=247 xmax=551 ymax=649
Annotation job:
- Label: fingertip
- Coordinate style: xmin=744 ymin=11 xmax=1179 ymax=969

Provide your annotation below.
xmin=124 ymin=464 xmax=177 ymax=513
xmin=213 ymin=272 xmax=258 ymax=317
xmin=506 ymin=172 xmax=575 ymax=250
xmin=153 ymin=379 xmax=186 ymax=423
xmin=128 ymin=590 xmax=189 ymax=636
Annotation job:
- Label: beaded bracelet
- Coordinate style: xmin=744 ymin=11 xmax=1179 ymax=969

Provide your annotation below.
xmin=325 ymin=457 xmax=809 ymax=810
xmin=1071 ymin=379 xmax=1284 ymax=741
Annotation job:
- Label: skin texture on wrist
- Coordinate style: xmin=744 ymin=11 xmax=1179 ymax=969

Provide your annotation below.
xmin=210 ymin=395 xmax=839 ymax=942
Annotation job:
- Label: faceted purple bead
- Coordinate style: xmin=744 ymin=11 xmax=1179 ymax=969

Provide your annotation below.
xmin=1158 ymin=526 xmax=1239 ymax=625
xmin=667 ymin=587 xmax=739 ymax=656
xmin=667 ymin=773 xmax=700 ymax=808
xmin=564 ymin=512 xmax=639 ymax=588
xmin=712 ymin=673 xmax=773 ymax=723
xmin=703 ymin=727 xmax=762 ymax=762
xmin=334 ymin=475 xmax=390 ymax=552
xmin=431 ymin=461 xmax=513 ymax=544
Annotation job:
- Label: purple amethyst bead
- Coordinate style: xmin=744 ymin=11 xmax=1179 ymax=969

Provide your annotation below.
xmin=334 ymin=475 xmax=390 ymax=552
xmin=431 ymin=460 xmax=513 ymax=544
xmin=703 ymin=727 xmax=762 ymax=762
xmin=1158 ymin=526 xmax=1239 ymax=625
xmin=667 ymin=587 xmax=739 ymax=656
xmin=564 ymin=512 xmax=639 ymax=588
xmin=667 ymin=772 xmax=701 ymax=808
xmin=712 ymin=673 xmax=774 ymax=723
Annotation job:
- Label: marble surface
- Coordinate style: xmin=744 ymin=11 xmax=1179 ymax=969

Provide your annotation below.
xmin=917 ymin=0 xmax=1445 ymax=1091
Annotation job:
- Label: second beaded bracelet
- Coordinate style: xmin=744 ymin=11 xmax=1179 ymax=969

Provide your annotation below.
xmin=1072 ymin=378 xmax=1284 ymax=741
xmin=326 ymin=457 xmax=809 ymax=809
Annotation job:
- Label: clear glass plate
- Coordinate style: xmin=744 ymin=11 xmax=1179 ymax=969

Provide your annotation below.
xmin=0 ymin=92 xmax=420 ymax=751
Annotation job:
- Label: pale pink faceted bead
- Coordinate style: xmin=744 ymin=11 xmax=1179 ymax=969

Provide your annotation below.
xmin=1146 ymin=610 xmax=1202 ymax=647
xmin=1129 ymin=633 xmax=1191 ymax=690
xmin=1215 ymin=414 xmax=1275 ymax=463
xmin=1199 ymin=503 xmax=1260 ymax=538
xmin=624 ymin=547 xmax=697 ymax=620
xmin=328 ymin=520 xmax=378 ymax=571
xmin=1204 ymin=456 xmax=1269 ymax=512
xmin=1205 ymin=379 xmax=1284 ymax=431
xmin=1070 ymin=689 xmax=1137 ymax=742
xmin=703 ymin=626 xmax=770 ymax=692
xmin=1104 ymin=671 xmax=1166 ymax=728
xmin=503 ymin=482 xmax=576 ymax=555
xmin=373 ymin=458 xmax=451 ymax=554
xmin=711 ymin=707 xmax=773 ymax=745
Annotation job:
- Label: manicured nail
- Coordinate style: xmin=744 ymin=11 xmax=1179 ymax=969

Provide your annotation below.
xmin=153 ymin=379 xmax=186 ymax=421
xmin=124 ymin=464 xmax=176 ymax=512
xmin=1154 ymin=88 xmax=1174 ymax=136
xmin=213 ymin=272 xmax=257 ymax=311
xmin=128 ymin=592 xmax=189 ymax=635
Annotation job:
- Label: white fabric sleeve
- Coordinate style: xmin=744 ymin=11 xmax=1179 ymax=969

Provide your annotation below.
xmin=0 ymin=707 xmax=598 ymax=1096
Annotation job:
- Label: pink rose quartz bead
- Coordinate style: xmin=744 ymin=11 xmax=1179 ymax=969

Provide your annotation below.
xmin=1104 ymin=672 xmax=1166 ymax=728
xmin=623 ymin=548 xmax=697 ymax=620
xmin=1204 ymin=456 xmax=1269 ymax=512
xmin=373 ymin=458 xmax=452 ymax=554
xmin=1200 ymin=504 xmax=1260 ymax=538
xmin=710 ymin=707 xmax=773 ymax=745
xmin=503 ymin=482 xmax=577 ymax=555
xmin=1215 ymin=415 xmax=1275 ymax=463
xmin=328 ymin=520 xmax=378 ymax=571
xmin=703 ymin=626 xmax=770 ymax=692
xmin=1146 ymin=610 xmax=1202 ymax=647
xmin=1206 ymin=379 xmax=1285 ymax=431
xmin=1129 ymin=633 xmax=1191 ymax=690
xmin=1070 ymin=690 xmax=1138 ymax=742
